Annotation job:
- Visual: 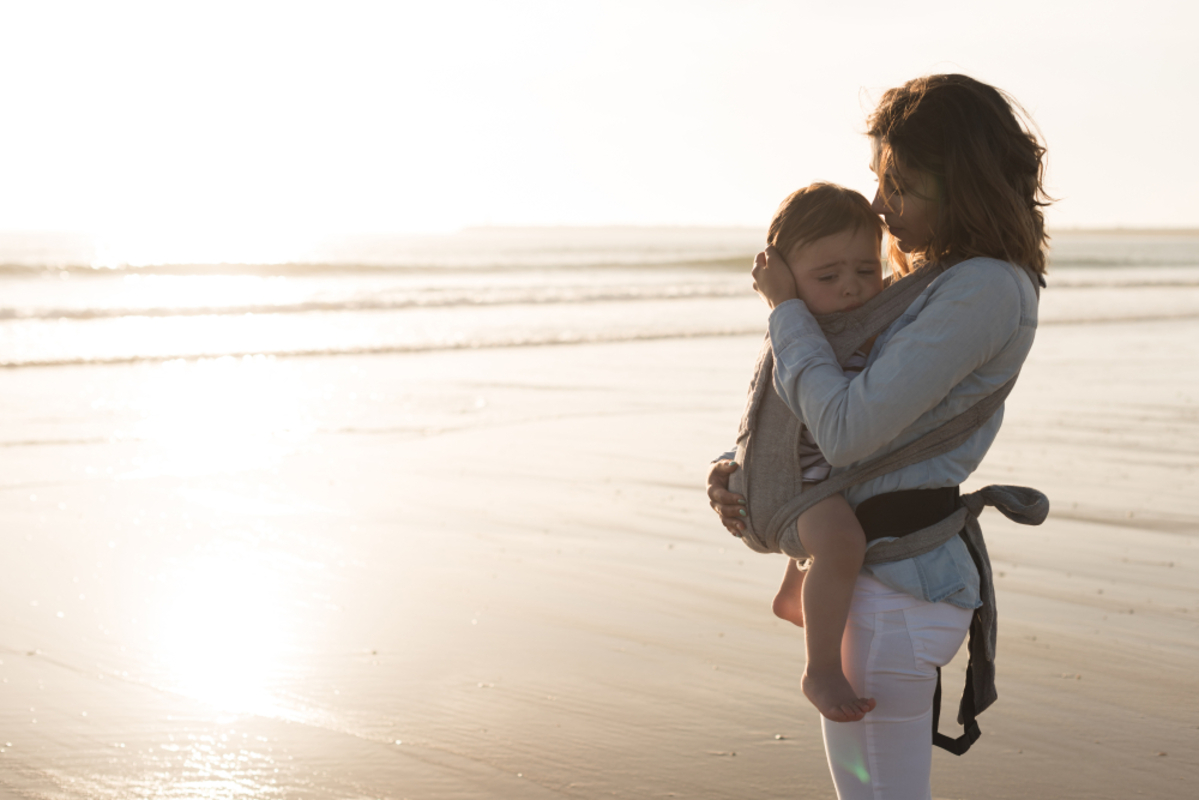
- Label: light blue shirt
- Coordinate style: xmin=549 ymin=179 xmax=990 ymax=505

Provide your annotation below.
xmin=766 ymin=257 xmax=1040 ymax=609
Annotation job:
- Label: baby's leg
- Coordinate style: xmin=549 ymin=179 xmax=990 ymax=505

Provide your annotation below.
xmin=796 ymin=494 xmax=875 ymax=723
xmin=772 ymin=558 xmax=806 ymax=626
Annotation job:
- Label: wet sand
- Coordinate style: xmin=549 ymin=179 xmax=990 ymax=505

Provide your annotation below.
xmin=2 ymin=313 xmax=1198 ymax=798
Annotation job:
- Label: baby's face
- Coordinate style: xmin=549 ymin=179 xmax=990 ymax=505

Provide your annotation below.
xmin=784 ymin=227 xmax=884 ymax=315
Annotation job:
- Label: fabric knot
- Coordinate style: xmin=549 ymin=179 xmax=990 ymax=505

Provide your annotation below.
xmin=961 ymin=484 xmax=1049 ymax=524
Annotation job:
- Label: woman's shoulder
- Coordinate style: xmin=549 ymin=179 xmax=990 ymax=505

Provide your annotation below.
xmin=930 ymin=257 xmax=1039 ymax=324
xmin=938 ymin=257 xmax=1038 ymax=292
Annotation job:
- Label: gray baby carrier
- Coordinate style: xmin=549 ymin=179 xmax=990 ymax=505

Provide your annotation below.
xmin=727 ymin=261 xmax=1049 ymax=754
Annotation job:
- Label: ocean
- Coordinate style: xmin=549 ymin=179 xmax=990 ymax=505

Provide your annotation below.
xmin=3 ymin=228 xmax=1198 ymax=368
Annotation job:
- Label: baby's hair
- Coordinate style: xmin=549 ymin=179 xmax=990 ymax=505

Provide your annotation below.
xmin=868 ymin=73 xmax=1051 ymax=276
xmin=768 ymin=182 xmax=883 ymax=259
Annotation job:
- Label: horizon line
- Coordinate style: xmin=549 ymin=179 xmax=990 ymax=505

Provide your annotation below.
xmin=0 ymin=224 xmax=1197 ymax=238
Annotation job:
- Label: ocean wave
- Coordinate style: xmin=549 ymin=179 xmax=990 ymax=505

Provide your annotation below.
xmin=0 ymin=283 xmax=754 ymax=321
xmin=1047 ymin=278 xmax=1199 ymax=289
xmin=8 ymin=255 xmax=1199 ymax=273
xmin=1039 ymin=311 xmax=1199 ymax=326
xmin=6 ymin=273 xmax=1197 ymax=322
xmin=0 ymin=326 xmax=767 ymax=369
xmin=3 ymin=254 xmax=1196 ymax=278
xmin=0 ymin=254 xmax=752 ymax=277
xmin=1047 ymin=256 xmax=1199 ymax=268
xmin=6 ymin=308 xmax=1198 ymax=369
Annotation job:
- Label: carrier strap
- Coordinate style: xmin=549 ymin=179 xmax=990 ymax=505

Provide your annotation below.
xmin=856 ymin=487 xmax=960 ymax=540
xmin=927 ymin=484 xmax=1048 ymax=753
xmin=771 ymin=375 xmax=1017 ymax=559
xmin=933 ymin=667 xmax=980 ymax=755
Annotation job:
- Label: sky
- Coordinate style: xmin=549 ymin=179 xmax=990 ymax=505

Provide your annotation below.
xmin=0 ymin=0 xmax=1194 ymax=260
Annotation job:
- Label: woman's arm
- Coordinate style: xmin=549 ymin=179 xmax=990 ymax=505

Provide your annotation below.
xmin=768 ymin=258 xmax=1030 ymax=467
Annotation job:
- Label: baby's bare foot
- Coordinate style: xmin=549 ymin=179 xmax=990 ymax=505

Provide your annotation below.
xmin=772 ymin=594 xmax=804 ymax=627
xmin=802 ymin=668 xmax=876 ymax=722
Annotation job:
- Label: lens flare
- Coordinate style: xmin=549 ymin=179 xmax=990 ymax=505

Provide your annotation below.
xmin=834 ymin=743 xmax=871 ymax=785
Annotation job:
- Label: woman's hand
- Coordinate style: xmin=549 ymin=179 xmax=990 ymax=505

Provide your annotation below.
xmin=707 ymin=460 xmax=747 ymax=536
xmin=751 ymin=246 xmax=799 ymax=309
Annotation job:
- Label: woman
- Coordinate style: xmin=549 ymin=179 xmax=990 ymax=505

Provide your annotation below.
xmin=707 ymin=74 xmax=1049 ymax=799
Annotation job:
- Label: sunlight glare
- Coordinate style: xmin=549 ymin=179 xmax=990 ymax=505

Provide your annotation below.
xmin=153 ymin=554 xmax=296 ymax=714
xmin=129 ymin=357 xmax=314 ymax=477
xmin=92 ymin=227 xmax=319 ymax=268
xmin=154 ymin=555 xmax=291 ymax=717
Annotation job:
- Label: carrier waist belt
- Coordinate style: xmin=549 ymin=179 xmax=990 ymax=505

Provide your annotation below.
xmin=856 ymin=487 xmax=961 ymax=542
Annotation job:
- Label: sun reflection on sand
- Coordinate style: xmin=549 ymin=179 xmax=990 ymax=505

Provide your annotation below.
xmin=153 ymin=555 xmax=292 ymax=717
xmin=128 ymin=356 xmax=315 ymax=477
xmin=127 ymin=356 xmax=322 ymax=717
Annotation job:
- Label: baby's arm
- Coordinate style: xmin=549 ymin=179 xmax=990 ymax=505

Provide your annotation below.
xmin=769 ymin=257 xmax=1029 ymax=466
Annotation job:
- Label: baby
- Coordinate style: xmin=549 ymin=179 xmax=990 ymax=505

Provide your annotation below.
xmin=752 ymin=182 xmax=885 ymax=723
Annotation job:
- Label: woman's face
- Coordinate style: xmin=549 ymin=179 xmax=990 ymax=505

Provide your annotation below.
xmin=870 ymin=137 xmax=939 ymax=253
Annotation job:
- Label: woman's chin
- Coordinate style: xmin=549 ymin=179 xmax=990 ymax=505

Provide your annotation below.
xmin=888 ymin=231 xmax=932 ymax=254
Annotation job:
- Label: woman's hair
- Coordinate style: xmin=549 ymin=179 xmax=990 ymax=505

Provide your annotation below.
xmin=767 ymin=182 xmax=883 ymax=258
xmin=867 ymin=74 xmax=1051 ymax=275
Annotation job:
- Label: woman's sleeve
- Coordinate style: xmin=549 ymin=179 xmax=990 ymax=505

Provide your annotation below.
xmin=767 ymin=260 xmax=1026 ymax=467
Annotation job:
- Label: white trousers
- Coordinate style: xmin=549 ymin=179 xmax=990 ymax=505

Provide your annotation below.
xmin=821 ymin=585 xmax=974 ymax=800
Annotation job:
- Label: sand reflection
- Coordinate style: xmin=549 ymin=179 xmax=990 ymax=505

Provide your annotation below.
xmin=131 ymin=356 xmax=316 ymax=717
xmin=129 ymin=356 xmax=314 ymax=477
xmin=153 ymin=554 xmax=292 ymax=717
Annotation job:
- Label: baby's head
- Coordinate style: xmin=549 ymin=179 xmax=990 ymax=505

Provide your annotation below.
xmin=767 ymin=183 xmax=885 ymax=315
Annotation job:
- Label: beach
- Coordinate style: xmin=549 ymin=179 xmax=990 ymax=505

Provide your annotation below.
xmin=2 ymin=231 xmax=1198 ymax=798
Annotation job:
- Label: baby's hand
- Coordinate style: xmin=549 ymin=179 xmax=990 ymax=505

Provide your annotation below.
xmin=751 ymin=246 xmax=798 ymax=309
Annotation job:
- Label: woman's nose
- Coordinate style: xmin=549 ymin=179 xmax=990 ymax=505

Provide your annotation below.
xmin=870 ymin=191 xmax=886 ymax=215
